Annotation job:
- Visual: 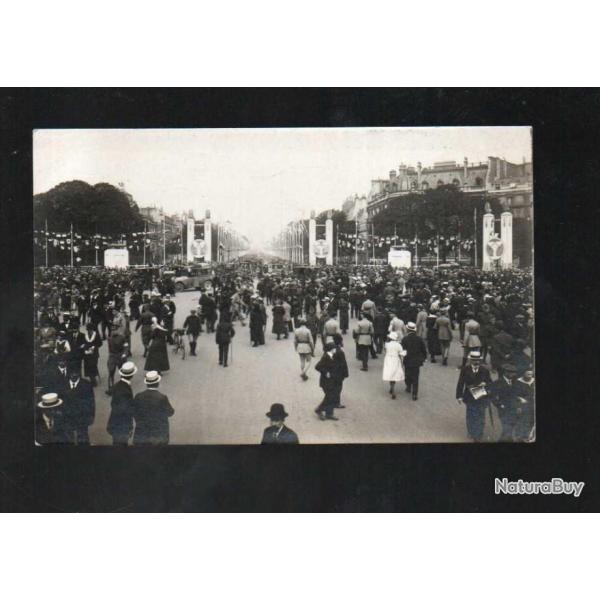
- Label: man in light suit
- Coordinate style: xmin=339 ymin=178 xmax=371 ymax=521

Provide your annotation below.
xmin=132 ymin=371 xmax=175 ymax=446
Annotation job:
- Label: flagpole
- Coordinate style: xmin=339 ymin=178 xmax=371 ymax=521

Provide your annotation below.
xmin=354 ymin=219 xmax=358 ymax=266
xmin=162 ymin=212 xmax=166 ymax=265
xmin=457 ymin=218 xmax=461 ymax=264
xmin=415 ymin=226 xmax=419 ymax=268
xmin=180 ymin=220 xmax=184 ymax=263
xmin=70 ymin=223 xmax=74 ymax=267
xmin=45 ymin=219 xmax=48 ymax=267
xmin=474 ymin=206 xmax=478 ymax=268
xmin=372 ymin=221 xmax=375 ymax=263
xmin=436 ymin=233 xmax=440 ymax=268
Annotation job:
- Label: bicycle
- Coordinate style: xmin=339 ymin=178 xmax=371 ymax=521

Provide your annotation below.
xmin=172 ymin=328 xmax=186 ymax=360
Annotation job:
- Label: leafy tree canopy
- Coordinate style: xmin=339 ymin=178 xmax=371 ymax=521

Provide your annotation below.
xmin=34 ymin=180 xmax=145 ymax=234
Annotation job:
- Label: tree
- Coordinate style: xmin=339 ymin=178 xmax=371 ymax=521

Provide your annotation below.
xmin=34 ymin=180 xmax=145 ymax=234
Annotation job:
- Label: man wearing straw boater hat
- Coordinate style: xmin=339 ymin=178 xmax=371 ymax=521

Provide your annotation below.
xmin=455 ymin=350 xmax=492 ymax=442
xmin=132 ymin=370 xmax=175 ymax=446
xmin=107 ymin=361 xmax=137 ymax=446
xmin=36 ymin=392 xmax=67 ymax=445
xmin=401 ymin=321 xmax=427 ymax=401
xmin=261 ymin=403 xmax=299 ymax=444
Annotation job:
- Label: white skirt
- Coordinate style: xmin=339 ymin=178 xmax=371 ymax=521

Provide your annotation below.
xmin=383 ymin=353 xmax=405 ymax=382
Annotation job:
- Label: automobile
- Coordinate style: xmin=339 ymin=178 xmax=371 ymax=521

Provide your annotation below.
xmin=169 ymin=265 xmax=214 ymax=292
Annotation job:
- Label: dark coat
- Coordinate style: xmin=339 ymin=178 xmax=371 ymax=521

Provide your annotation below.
xmin=144 ymin=328 xmax=170 ymax=372
xmin=261 ymin=424 xmax=299 ymax=444
xmin=215 ymin=322 xmax=235 ymax=345
xmin=401 ymin=332 xmax=427 ymax=368
xmin=271 ymin=305 xmax=286 ymax=334
xmin=35 ymin=406 xmax=68 ymax=445
xmin=62 ymin=378 xmax=95 ymax=430
xmin=455 ymin=365 xmax=492 ymax=404
xmin=315 ymin=351 xmax=347 ymax=391
xmin=183 ymin=314 xmax=202 ymax=335
xmin=107 ymin=380 xmax=134 ymax=437
xmin=132 ymin=388 xmax=175 ymax=445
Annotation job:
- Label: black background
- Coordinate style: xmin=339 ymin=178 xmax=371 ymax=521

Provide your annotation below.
xmin=1 ymin=88 xmax=598 ymax=512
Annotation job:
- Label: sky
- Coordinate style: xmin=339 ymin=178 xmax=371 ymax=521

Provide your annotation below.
xmin=34 ymin=127 xmax=532 ymax=251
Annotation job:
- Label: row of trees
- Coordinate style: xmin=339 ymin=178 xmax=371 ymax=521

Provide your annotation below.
xmin=33 ymin=180 xmax=146 ymax=234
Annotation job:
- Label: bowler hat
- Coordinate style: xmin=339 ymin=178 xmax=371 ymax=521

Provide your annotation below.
xmin=144 ymin=371 xmax=161 ymax=385
xmin=266 ymin=403 xmax=288 ymax=420
xmin=324 ymin=341 xmax=336 ymax=351
xmin=119 ymin=361 xmax=138 ymax=377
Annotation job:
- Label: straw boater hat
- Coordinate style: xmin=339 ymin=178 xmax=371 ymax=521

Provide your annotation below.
xmin=406 ymin=322 xmax=417 ymax=332
xmin=144 ymin=371 xmax=161 ymax=385
xmin=38 ymin=392 xmax=63 ymax=409
xmin=388 ymin=331 xmax=399 ymax=341
xmin=468 ymin=350 xmax=482 ymax=361
xmin=119 ymin=361 xmax=138 ymax=377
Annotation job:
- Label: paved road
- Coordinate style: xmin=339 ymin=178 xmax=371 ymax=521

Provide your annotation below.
xmin=89 ymin=291 xmax=503 ymax=445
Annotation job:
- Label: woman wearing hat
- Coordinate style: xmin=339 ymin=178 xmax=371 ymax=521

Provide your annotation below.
xmin=144 ymin=317 xmax=170 ymax=374
xmin=82 ymin=322 xmax=102 ymax=387
xmin=382 ymin=331 xmax=407 ymax=399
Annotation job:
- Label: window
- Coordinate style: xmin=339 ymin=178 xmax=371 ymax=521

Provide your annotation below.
xmin=475 ymin=177 xmax=483 ymax=187
xmin=391 ymin=183 xmax=398 ymax=192
xmin=421 ymin=181 xmax=429 ymax=190
xmin=411 ymin=181 xmax=418 ymax=190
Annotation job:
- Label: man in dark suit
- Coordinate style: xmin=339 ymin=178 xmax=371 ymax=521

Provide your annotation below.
xmin=132 ymin=371 xmax=175 ymax=446
xmin=261 ymin=403 xmax=299 ymax=444
xmin=455 ymin=350 xmax=492 ymax=442
xmin=401 ymin=322 xmax=427 ymax=400
xmin=215 ymin=315 xmax=235 ymax=367
xmin=107 ymin=361 xmax=137 ymax=446
xmin=489 ymin=321 xmax=514 ymax=377
xmin=62 ymin=368 xmax=96 ymax=445
xmin=314 ymin=342 xmax=345 ymax=420
xmin=490 ymin=363 xmax=519 ymax=442
xmin=43 ymin=356 xmax=69 ymax=397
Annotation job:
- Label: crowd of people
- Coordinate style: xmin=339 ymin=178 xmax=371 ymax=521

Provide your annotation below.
xmin=34 ymin=260 xmax=535 ymax=445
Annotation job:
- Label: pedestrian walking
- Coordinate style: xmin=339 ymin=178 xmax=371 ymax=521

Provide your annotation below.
xmin=183 ymin=308 xmax=201 ymax=356
xmin=144 ymin=317 xmax=170 ymax=374
xmin=62 ymin=367 xmax=95 ymax=445
xmin=455 ymin=350 xmax=492 ymax=442
xmin=106 ymin=361 xmax=137 ymax=446
xmin=132 ymin=371 xmax=175 ymax=446
xmin=314 ymin=342 xmax=345 ymax=421
xmin=294 ymin=317 xmax=315 ymax=381
xmin=354 ymin=313 xmax=375 ymax=371
xmin=382 ymin=332 xmax=406 ymax=399
xmin=435 ymin=307 xmax=452 ymax=366
xmin=215 ymin=313 xmax=235 ymax=367
xmin=82 ymin=322 xmax=102 ymax=386
xmin=401 ymin=322 xmax=427 ymax=401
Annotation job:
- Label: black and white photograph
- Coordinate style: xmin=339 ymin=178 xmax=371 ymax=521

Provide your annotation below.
xmin=33 ymin=126 xmax=534 ymax=445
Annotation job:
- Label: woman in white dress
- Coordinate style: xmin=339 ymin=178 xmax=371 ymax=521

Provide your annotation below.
xmin=382 ymin=331 xmax=406 ymax=399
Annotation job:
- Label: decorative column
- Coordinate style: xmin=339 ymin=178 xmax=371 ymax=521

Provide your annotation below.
xmin=482 ymin=208 xmax=495 ymax=271
xmin=325 ymin=212 xmax=333 ymax=266
xmin=308 ymin=211 xmax=316 ymax=265
xmin=186 ymin=217 xmax=195 ymax=263
xmin=204 ymin=210 xmax=212 ymax=262
xmin=500 ymin=210 xmax=513 ymax=269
